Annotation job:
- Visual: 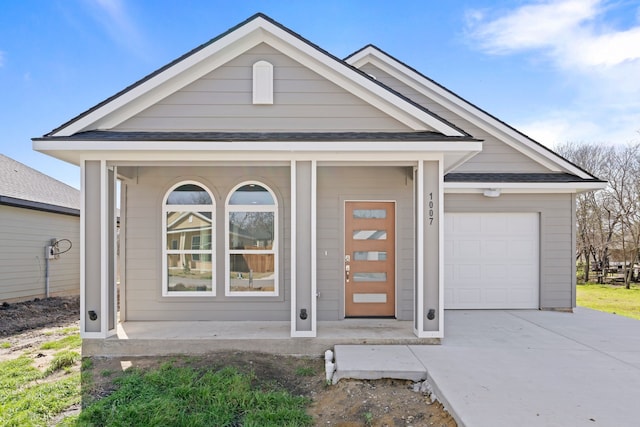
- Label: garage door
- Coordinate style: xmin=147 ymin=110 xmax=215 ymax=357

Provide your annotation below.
xmin=444 ymin=212 xmax=539 ymax=309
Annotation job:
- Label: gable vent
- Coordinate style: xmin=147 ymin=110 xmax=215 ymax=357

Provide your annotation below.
xmin=253 ymin=60 xmax=274 ymax=104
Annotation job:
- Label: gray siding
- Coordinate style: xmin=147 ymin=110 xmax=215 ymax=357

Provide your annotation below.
xmin=444 ymin=193 xmax=575 ymax=309
xmin=115 ymin=44 xmax=411 ymax=132
xmin=123 ymin=165 xmax=291 ymax=321
xmin=316 ymin=166 xmax=414 ymax=321
xmin=0 ymin=205 xmax=80 ymax=302
xmin=359 ymin=64 xmax=551 ymax=173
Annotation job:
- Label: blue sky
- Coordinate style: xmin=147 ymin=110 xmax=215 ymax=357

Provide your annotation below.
xmin=1 ymin=0 xmax=639 ymax=189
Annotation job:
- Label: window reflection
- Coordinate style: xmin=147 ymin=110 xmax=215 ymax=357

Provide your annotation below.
xmin=166 ymin=184 xmax=212 ymax=205
xmin=229 ymin=254 xmax=275 ymax=292
xmin=227 ymin=182 xmax=278 ymax=295
xmin=163 ymin=182 xmax=215 ymax=296
xmin=229 ymin=212 xmax=274 ymax=249
xmin=228 ymin=184 xmax=274 ymax=205
xmin=167 ymin=254 xmax=213 ymax=292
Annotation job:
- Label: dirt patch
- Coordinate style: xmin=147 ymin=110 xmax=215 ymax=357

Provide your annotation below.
xmin=1 ymin=297 xmax=456 ymax=426
xmin=0 ymin=296 xmax=80 ymax=337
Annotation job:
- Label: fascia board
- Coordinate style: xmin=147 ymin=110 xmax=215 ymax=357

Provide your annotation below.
xmin=444 ymin=181 xmax=608 ymax=193
xmin=348 ymin=49 xmax=594 ymax=179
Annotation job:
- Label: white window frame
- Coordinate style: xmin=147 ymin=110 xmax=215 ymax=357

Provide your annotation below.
xmin=162 ymin=180 xmax=216 ymax=297
xmin=225 ymin=181 xmax=278 ymax=297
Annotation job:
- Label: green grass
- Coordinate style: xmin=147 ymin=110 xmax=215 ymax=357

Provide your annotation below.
xmin=577 ymin=283 xmax=640 ymax=320
xmin=295 ymin=366 xmax=315 ymax=377
xmin=0 ymin=342 xmax=10 ymax=349
xmin=40 ymin=334 xmax=82 ymax=350
xmin=76 ymin=363 xmax=313 ymax=427
xmin=2 ymin=325 xmax=315 ymax=426
xmin=0 ymin=356 xmax=80 ymax=427
xmin=46 ymin=351 xmax=81 ymax=375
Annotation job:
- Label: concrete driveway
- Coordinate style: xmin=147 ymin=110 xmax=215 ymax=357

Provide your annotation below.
xmin=410 ymin=308 xmax=640 ymax=426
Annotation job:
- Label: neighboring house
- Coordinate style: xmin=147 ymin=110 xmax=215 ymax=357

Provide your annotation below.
xmin=0 ymin=154 xmax=80 ymax=303
xmin=33 ymin=14 xmax=604 ymax=343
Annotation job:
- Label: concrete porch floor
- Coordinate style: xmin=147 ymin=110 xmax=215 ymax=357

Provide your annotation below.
xmin=82 ymin=319 xmax=439 ymax=357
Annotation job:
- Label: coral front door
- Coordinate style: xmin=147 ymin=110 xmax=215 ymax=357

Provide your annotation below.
xmin=345 ymin=201 xmax=395 ymax=317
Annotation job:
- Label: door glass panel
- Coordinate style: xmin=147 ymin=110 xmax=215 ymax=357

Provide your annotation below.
xmin=353 ymin=230 xmax=387 ymax=240
xmin=353 ymin=209 xmax=386 ymax=219
xmin=229 ymin=254 xmax=275 ymax=292
xmin=354 ymin=251 xmax=387 ymax=261
xmin=167 ymin=254 xmax=212 ymax=292
xmin=353 ymin=272 xmax=387 ymax=282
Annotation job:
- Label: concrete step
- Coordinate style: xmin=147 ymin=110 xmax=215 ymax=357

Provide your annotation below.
xmin=332 ymin=344 xmax=427 ymax=384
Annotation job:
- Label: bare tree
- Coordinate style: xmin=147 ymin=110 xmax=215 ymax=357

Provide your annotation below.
xmin=557 ymin=142 xmax=640 ymax=287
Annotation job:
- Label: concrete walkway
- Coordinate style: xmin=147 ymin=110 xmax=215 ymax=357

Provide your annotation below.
xmin=334 ymin=308 xmax=640 ymax=427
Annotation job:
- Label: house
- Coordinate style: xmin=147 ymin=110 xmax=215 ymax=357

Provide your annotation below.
xmin=0 ymin=154 xmax=80 ymax=303
xmin=32 ymin=14 xmax=605 ymax=348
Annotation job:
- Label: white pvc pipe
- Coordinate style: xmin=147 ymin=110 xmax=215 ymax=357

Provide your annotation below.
xmin=325 ymin=361 xmax=335 ymax=382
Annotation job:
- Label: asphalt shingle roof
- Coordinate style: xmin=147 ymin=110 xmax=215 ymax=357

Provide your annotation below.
xmin=444 ymin=173 xmax=605 ymax=183
xmin=35 ymin=130 xmax=477 ymax=142
xmin=0 ymin=154 xmax=80 ymax=211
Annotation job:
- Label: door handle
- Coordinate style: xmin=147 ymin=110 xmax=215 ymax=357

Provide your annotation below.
xmin=345 ymin=264 xmax=350 ymax=283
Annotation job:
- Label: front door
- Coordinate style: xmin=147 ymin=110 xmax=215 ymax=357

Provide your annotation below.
xmin=345 ymin=201 xmax=395 ymax=317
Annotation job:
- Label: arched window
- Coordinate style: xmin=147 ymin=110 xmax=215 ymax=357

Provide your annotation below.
xmin=162 ymin=181 xmax=215 ymax=296
xmin=226 ymin=182 xmax=278 ymax=296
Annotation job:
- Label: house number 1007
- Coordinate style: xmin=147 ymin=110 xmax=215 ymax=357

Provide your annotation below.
xmin=428 ymin=192 xmax=435 ymax=225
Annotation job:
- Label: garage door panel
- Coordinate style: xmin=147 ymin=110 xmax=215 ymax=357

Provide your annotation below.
xmin=454 ymin=240 xmax=480 ymax=257
xmin=483 ymin=240 xmax=508 ymax=258
xmin=445 ymin=213 xmax=539 ymax=309
xmin=509 ymin=240 xmax=536 ymax=258
xmin=457 ymin=288 xmax=482 ymax=304
xmin=482 ymin=215 xmax=505 ymax=233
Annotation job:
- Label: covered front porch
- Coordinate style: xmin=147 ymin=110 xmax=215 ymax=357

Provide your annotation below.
xmin=36 ymin=134 xmax=481 ymax=349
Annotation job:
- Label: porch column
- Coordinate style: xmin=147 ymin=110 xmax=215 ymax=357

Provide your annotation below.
xmin=290 ymin=160 xmax=317 ymax=337
xmin=81 ymin=160 xmax=118 ymax=338
xmin=416 ymin=160 xmax=443 ymax=338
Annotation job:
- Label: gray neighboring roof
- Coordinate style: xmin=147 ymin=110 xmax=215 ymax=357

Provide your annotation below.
xmin=444 ymin=173 xmax=606 ymax=183
xmin=35 ymin=130 xmax=479 ymax=142
xmin=0 ymin=154 xmax=80 ymax=215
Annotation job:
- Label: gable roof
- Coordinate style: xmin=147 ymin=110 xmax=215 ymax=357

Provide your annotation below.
xmin=345 ymin=45 xmax=600 ymax=181
xmin=45 ymin=13 xmax=465 ymax=139
xmin=0 ymin=154 xmax=79 ymax=216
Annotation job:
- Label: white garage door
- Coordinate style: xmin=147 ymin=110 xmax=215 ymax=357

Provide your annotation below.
xmin=444 ymin=212 xmax=539 ymax=309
